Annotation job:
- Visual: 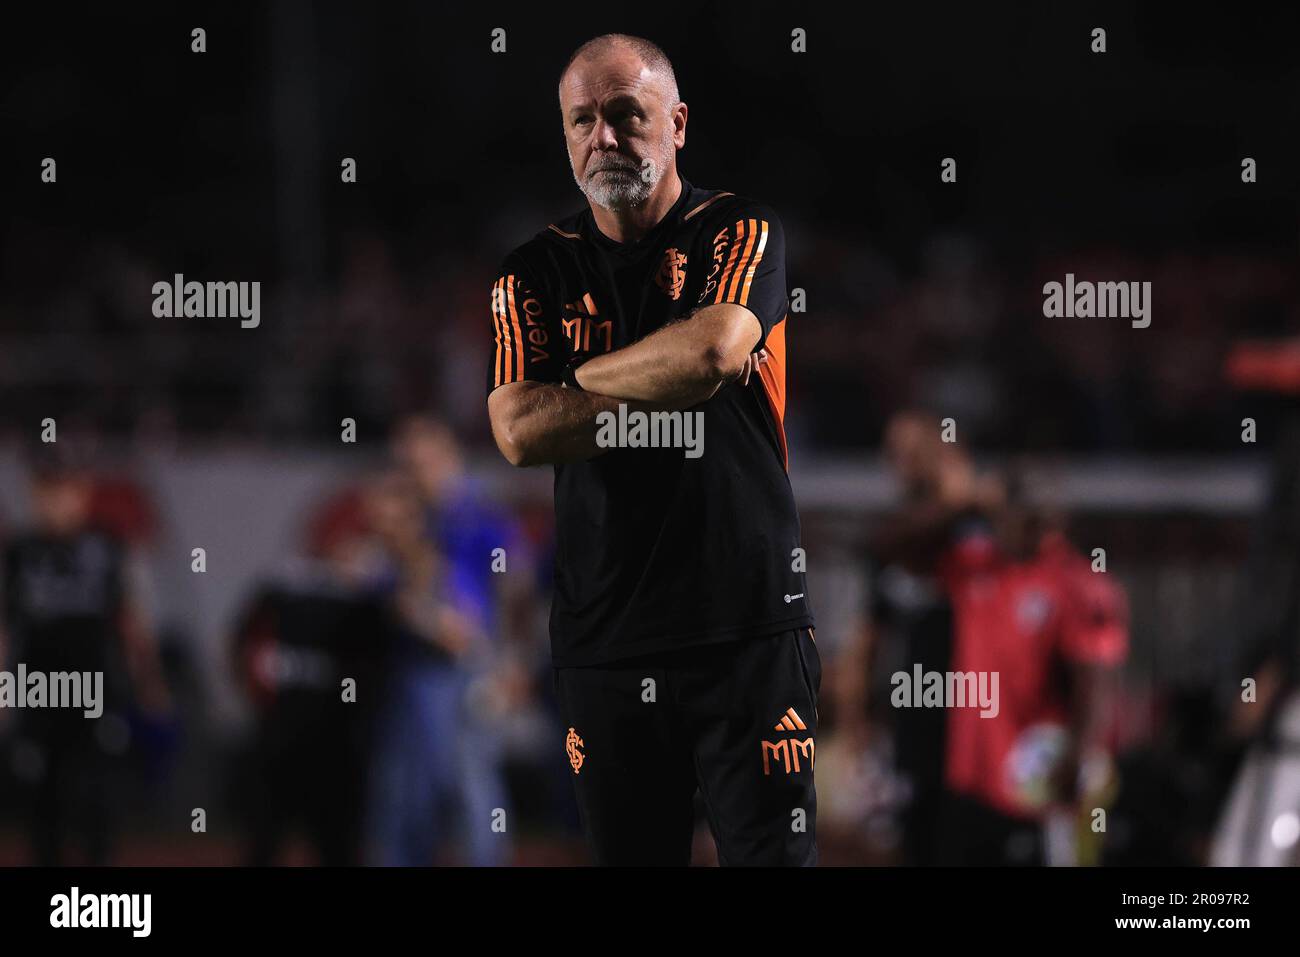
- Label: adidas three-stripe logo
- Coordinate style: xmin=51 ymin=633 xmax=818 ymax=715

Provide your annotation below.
xmin=774 ymin=707 xmax=807 ymax=732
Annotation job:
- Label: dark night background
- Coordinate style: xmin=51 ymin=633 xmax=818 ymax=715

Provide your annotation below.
xmin=2 ymin=3 xmax=1296 ymax=452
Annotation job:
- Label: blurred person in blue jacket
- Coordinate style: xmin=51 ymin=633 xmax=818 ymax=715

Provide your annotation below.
xmin=365 ymin=417 xmax=530 ymax=866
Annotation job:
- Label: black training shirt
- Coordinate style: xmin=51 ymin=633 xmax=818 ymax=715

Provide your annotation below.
xmin=3 ymin=530 xmax=125 ymax=678
xmin=487 ymin=177 xmax=814 ymax=666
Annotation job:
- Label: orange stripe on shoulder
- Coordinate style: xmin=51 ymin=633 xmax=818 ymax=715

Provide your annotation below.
xmin=548 ymin=224 xmax=581 ymax=240
xmin=505 ymin=275 xmax=524 ymax=383
xmin=713 ymin=219 xmax=749 ymax=304
xmin=737 ymin=220 xmax=769 ymax=306
xmin=723 ymin=219 xmax=760 ymax=302
xmin=492 ymin=277 xmax=506 ymax=387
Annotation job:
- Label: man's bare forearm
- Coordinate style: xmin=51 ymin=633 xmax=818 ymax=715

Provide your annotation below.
xmin=576 ymin=326 xmax=723 ymax=407
xmin=574 ymin=304 xmax=759 ymax=405
xmin=490 ymin=380 xmax=654 ymax=467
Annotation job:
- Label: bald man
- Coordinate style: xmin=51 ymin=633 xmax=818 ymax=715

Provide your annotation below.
xmin=486 ymin=34 xmax=817 ymax=865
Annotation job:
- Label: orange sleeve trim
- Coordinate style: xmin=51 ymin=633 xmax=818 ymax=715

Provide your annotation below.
xmin=713 ymin=218 xmax=769 ymax=305
xmin=737 ymin=220 xmax=769 ymax=306
xmin=724 ymin=219 xmax=759 ymax=303
xmin=505 ymin=274 xmax=524 ymax=383
xmin=713 ymin=220 xmax=749 ymax=304
xmin=492 ymin=277 xmax=507 ymax=387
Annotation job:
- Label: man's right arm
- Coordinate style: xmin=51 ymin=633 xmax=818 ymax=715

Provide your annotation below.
xmin=489 ymin=379 xmax=643 ymax=467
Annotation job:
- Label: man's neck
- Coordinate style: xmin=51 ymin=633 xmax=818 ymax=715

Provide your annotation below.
xmin=589 ymin=170 xmax=682 ymax=244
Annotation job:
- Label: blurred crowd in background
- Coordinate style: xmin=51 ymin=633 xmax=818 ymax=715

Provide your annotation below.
xmin=0 ymin=230 xmax=1294 ymax=457
xmin=2 ymin=4 xmax=1300 ymax=865
xmin=1 ymin=398 xmax=1298 ymax=866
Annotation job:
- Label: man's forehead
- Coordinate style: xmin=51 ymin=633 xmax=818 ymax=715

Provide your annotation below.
xmin=561 ymin=57 xmax=661 ymax=108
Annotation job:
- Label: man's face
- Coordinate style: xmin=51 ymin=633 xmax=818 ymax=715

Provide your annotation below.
xmin=559 ymin=49 xmax=686 ymax=211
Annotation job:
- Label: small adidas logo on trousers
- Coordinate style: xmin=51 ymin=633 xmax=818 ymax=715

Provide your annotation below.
xmin=774 ymin=707 xmax=807 ymax=731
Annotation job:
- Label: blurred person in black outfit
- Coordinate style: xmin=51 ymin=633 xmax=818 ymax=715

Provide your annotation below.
xmin=1 ymin=447 xmax=169 ymax=865
xmin=864 ymin=410 xmax=1002 ymax=865
xmin=231 ymin=486 xmax=389 ymax=866
xmin=231 ymin=464 xmax=494 ymax=867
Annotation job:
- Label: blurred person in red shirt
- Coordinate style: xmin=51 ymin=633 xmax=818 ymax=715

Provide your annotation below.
xmin=933 ymin=476 xmax=1127 ymax=865
xmin=866 ymin=412 xmax=1127 ymax=865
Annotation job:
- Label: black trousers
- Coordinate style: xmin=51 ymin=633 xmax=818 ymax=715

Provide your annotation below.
xmin=20 ymin=711 xmax=120 ymax=866
xmin=554 ymin=628 xmax=820 ymax=866
xmin=245 ymin=705 xmax=365 ymax=866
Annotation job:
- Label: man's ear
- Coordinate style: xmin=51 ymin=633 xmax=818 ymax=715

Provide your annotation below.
xmin=674 ymin=102 xmax=688 ymax=149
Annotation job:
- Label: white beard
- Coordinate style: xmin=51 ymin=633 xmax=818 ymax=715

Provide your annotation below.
xmin=573 ymin=141 xmax=672 ymax=211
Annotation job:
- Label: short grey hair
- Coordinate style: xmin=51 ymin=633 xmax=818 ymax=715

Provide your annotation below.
xmin=558 ymin=33 xmax=680 ymax=108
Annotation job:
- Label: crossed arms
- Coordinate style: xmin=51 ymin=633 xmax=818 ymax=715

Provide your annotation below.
xmin=487 ymin=303 xmax=763 ymax=467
